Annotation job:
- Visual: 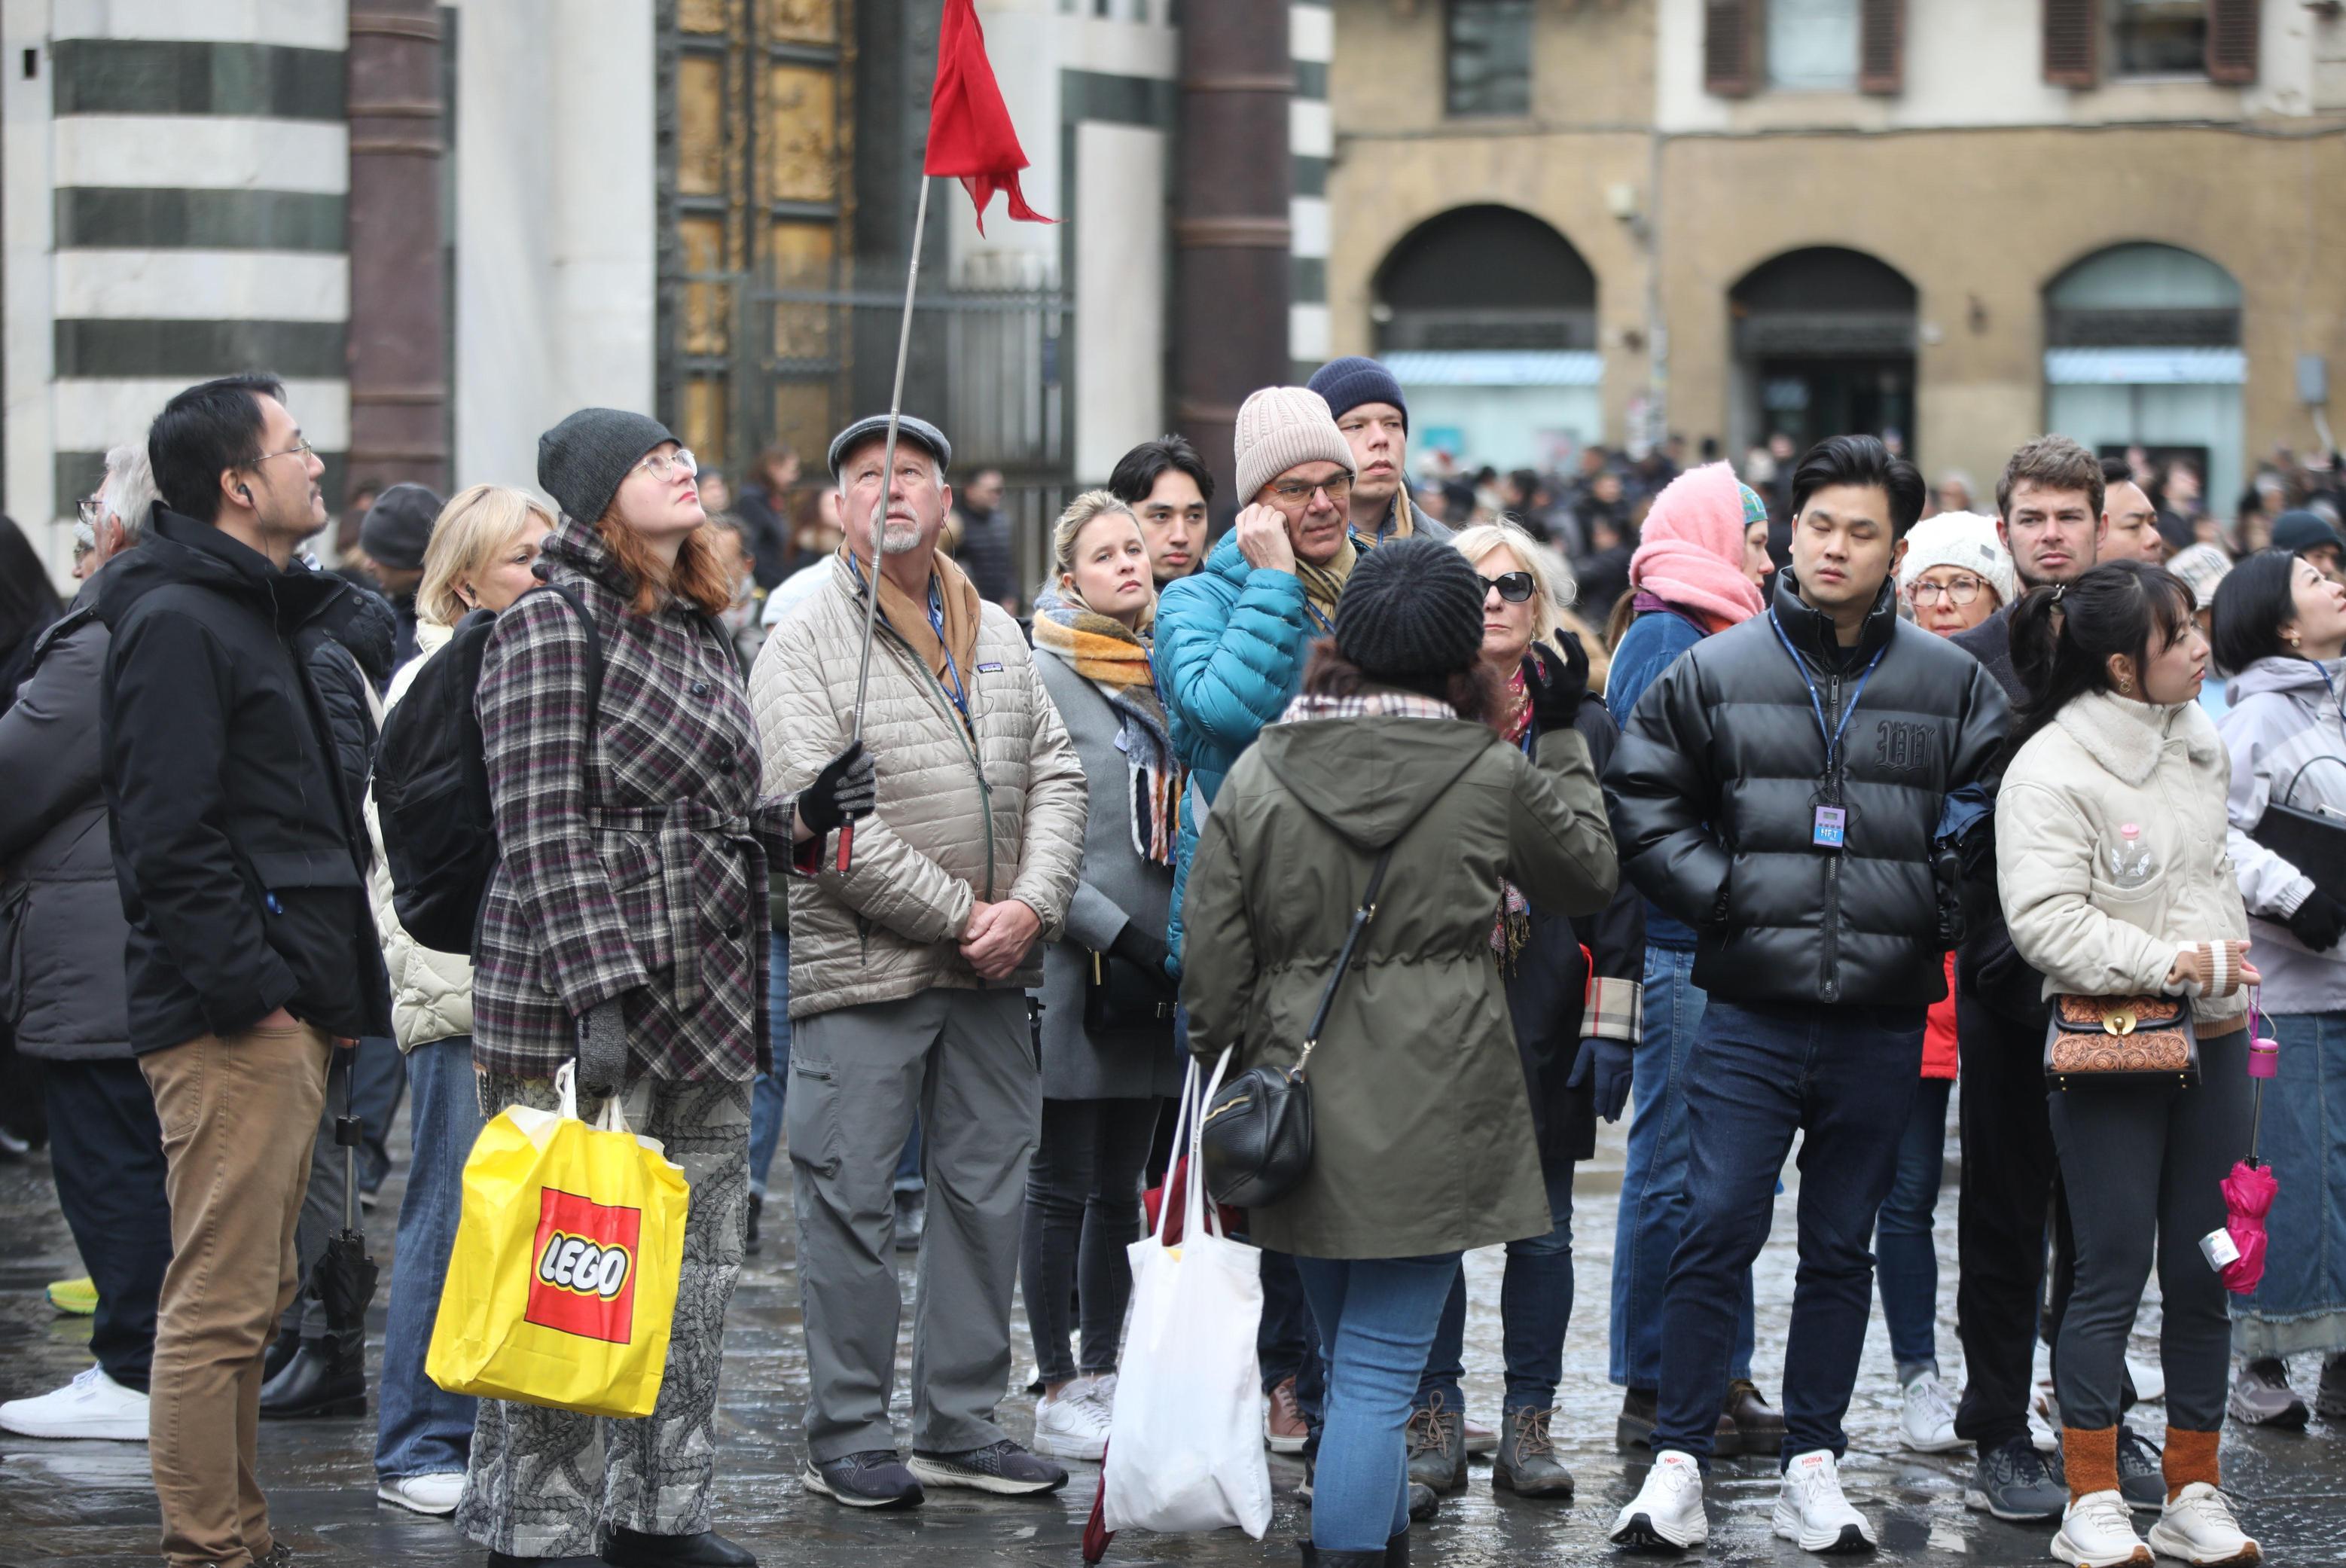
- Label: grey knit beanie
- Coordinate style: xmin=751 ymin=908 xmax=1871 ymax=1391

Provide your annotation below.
xmin=1334 ymin=535 xmax=1486 ymax=682
xmin=1233 ymin=386 xmax=1356 ymax=504
xmin=357 ymin=481 xmax=444 ymax=571
xmin=538 ymin=407 xmax=679 ymax=525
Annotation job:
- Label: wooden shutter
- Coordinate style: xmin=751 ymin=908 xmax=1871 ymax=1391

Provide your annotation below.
xmin=1704 ymin=0 xmax=1760 ymax=99
xmin=2043 ymin=0 xmax=2098 ymax=87
xmin=1859 ymin=0 xmax=1905 ymax=93
xmin=2205 ymin=0 xmax=2259 ymax=84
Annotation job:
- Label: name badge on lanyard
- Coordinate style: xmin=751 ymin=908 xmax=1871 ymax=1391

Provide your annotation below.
xmin=1768 ymin=612 xmax=1884 ymax=853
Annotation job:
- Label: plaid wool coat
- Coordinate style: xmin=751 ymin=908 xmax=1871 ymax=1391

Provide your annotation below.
xmin=471 ymin=514 xmax=792 ymax=1082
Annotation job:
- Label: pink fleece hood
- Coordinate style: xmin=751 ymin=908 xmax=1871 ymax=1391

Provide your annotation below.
xmin=1627 ymin=462 xmax=1767 ymax=627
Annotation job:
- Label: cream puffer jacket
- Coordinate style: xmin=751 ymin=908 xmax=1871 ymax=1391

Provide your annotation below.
xmin=365 ymin=618 xmax=475 ymax=1051
xmin=1997 ymin=689 xmax=2250 ymax=1030
xmin=749 ymin=555 xmax=1089 ymax=1020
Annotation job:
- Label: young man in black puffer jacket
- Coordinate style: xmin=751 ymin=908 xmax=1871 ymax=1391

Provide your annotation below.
xmin=1603 ymin=436 xmax=2009 ymax=1556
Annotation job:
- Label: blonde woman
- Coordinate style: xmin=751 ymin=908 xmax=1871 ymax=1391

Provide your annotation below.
xmin=1019 ymin=491 xmax=1185 ymax=1460
xmin=1394 ymin=521 xmax=1646 ymax=1500
xmin=366 ymin=485 xmax=550 ymax=1515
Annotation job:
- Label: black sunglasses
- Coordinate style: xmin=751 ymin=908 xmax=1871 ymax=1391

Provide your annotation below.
xmin=1478 ymin=571 xmax=1536 ymax=602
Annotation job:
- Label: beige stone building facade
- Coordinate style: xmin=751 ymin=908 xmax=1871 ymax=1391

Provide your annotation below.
xmin=1325 ymin=0 xmax=2346 ymax=508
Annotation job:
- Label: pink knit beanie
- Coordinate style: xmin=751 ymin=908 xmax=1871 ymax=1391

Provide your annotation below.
xmin=1628 ymin=462 xmax=1768 ymax=627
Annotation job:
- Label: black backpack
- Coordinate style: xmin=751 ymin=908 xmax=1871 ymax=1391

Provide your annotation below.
xmin=374 ymin=583 xmax=603 ymax=954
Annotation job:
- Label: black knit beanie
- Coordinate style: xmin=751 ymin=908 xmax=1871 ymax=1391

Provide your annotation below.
xmin=1307 ymin=355 xmax=1409 ymax=432
xmin=538 ymin=407 xmax=678 ymax=526
xmin=356 ymin=482 xmax=444 ymax=571
xmin=1334 ymin=535 xmax=1485 ymax=682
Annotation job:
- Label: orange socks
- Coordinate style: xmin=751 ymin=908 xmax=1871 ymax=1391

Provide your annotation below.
xmin=2164 ymin=1426 xmax=2220 ymax=1502
xmin=2062 ymin=1426 xmax=2120 ymax=1504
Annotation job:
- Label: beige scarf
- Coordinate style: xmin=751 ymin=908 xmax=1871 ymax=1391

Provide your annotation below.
xmin=840 ymin=541 xmax=984 ymax=697
xmin=1294 ymin=534 xmax=1358 ymax=633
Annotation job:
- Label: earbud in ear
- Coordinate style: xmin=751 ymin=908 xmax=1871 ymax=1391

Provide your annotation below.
xmin=237 ymin=484 xmax=253 ymax=502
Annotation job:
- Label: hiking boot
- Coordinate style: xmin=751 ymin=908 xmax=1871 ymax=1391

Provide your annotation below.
xmin=1966 ymin=1434 xmax=2066 ymax=1522
xmin=1490 ymin=1405 xmax=1573 ymax=1498
xmin=1610 ymin=1450 xmax=1707 ymax=1551
xmin=1616 ymin=1386 xmax=1740 ymax=1457
xmin=2319 ymin=1353 xmax=2346 ymax=1421
xmin=1725 ymin=1378 xmax=1786 ymax=1455
xmin=2052 ymin=1489 xmax=2152 ymax=1568
xmin=1404 ymin=1392 xmax=1467 ymax=1493
xmin=2145 ymin=1482 xmax=2262 ymax=1566
xmin=1772 ymin=1448 xmax=1876 ymax=1554
xmin=2116 ymin=1424 xmax=2164 ymax=1512
xmin=1897 ymin=1368 xmax=1963 ymax=1454
xmin=2226 ymin=1359 xmax=2308 ymax=1429
xmin=801 ymin=1449 xmax=923 ymax=1509
xmin=1265 ymin=1374 xmax=1310 ymax=1454
xmin=909 ymin=1438 xmax=1067 ymax=1495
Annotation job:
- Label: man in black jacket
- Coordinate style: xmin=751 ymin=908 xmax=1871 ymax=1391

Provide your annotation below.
xmin=97 ymin=373 xmax=392 ymax=1568
xmin=1605 ymin=437 xmax=2008 ymax=1555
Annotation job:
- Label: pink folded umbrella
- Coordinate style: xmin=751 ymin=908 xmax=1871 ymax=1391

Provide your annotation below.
xmin=2221 ymin=1003 xmax=2281 ymax=1295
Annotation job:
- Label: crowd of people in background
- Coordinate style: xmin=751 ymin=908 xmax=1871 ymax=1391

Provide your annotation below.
xmin=2 ymin=359 xmax=2342 ymax=1568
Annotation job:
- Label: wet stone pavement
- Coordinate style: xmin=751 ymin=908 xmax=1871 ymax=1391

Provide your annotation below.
xmin=4 ymin=1106 xmax=2343 ymax=1567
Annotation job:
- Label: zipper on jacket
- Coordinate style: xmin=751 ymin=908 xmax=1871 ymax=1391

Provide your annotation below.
xmin=1820 ymin=664 xmax=1844 ymax=1004
xmin=873 ymin=617 xmax=999 ymax=901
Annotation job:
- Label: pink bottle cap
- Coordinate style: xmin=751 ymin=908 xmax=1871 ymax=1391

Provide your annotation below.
xmin=2249 ymin=1036 xmax=2279 ymax=1079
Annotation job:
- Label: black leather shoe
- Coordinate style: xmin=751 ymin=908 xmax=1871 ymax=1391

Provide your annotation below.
xmin=1295 ymin=1545 xmax=1384 ymax=1567
xmin=262 ymin=1331 xmax=300 ymax=1385
xmin=1618 ymin=1386 xmax=1740 ymax=1458
xmin=599 ymin=1526 xmax=757 ymax=1568
xmin=258 ymin=1334 xmax=365 ymax=1419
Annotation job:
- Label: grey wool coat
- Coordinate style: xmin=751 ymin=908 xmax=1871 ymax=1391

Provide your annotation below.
xmin=0 ymin=575 xmax=132 ymax=1060
xmin=1032 ymin=645 xmax=1182 ymax=1101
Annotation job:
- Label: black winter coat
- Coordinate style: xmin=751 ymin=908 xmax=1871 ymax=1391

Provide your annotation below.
xmin=1948 ymin=606 xmax=2049 ymax=1026
xmin=1604 ymin=572 xmax=2009 ymax=1008
xmin=1507 ymin=691 xmax=1646 ymax=1167
xmin=96 ymin=510 xmax=393 ymax=1052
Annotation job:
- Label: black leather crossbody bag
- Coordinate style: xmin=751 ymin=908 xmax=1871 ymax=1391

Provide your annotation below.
xmin=1199 ymin=846 xmax=1395 ymax=1209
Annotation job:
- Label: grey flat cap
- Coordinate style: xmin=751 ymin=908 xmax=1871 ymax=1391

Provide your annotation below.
xmin=826 ymin=414 xmax=951 ymax=480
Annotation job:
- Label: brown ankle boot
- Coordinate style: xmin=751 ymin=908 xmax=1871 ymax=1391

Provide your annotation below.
xmin=2062 ymin=1425 xmax=2122 ymax=1504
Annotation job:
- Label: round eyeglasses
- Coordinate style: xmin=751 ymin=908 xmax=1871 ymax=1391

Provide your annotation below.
xmin=1908 ymin=575 xmax=1984 ymax=609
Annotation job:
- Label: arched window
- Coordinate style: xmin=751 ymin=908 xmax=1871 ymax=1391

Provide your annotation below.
xmin=1728 ymin=246 xmax=1917 ymax=460
xmin=1369 ymin=206 xmax=1601 ymax=471
xmin=2043 ymin=243 xmax=2244 ymax=518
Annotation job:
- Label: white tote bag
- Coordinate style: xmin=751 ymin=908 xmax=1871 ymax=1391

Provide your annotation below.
xmin=1101 ymin=1050 xmax=1274 ymax=1539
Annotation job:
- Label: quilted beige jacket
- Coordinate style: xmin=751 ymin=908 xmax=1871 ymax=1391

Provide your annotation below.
xmin=365 ymin=619 xmax=475 ymax=1051
xmin=1997 ymin=689 xmax=2250 ymax=1030
xmin=749 ymin=554 xmax=1088 ymax=1019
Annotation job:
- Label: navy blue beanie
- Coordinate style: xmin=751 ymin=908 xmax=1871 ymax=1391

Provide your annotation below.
xmin=1308 ymin=356 xmax=1408 ymax=432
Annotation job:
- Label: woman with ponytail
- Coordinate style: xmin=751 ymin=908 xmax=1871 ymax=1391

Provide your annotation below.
xmin=1996 ymin=560 xmax=2262 ymax=1568
xmin=1019 ymin=493 xmax=1185 ymax=1463
xmin=1601 ymin=463 xmax=1784 ymax=1454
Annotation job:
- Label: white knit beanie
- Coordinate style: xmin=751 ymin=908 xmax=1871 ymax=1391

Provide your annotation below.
xmin=1898 ymin=510 xmax=2017 ymax=611
xmin=1233 ymin=386 xmax=1356 ymax=504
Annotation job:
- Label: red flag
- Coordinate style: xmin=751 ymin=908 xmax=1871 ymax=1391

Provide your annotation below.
xmin=923 ymin=0 xmax=1054 ymax=233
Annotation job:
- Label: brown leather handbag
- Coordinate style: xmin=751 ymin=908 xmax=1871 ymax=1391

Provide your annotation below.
xmin=2043 ymin=993 xmax=2201 ymax=1088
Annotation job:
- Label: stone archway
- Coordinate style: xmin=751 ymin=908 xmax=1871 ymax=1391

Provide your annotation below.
xmin=1728 ymin=246 xmax=1919 ymax=462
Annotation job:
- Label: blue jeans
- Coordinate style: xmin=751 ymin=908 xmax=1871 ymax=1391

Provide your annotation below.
xmin=1611 ymin=944 xmax=1755 ymax=1389
xmin=1874 ymin=1075 xmax=1951 ymax=1374
xmin=2232 ymin=1011 xmax=2346 ymax=1357
xmin=374 ymin=1036 xmax=484 ymax=1481
xmin=750 ymin=933 xmax=920 ymax=1200
xmin=1416 ymin=1162 xmax=1575 ymax=1414
xmin=1295 ymin=1252 xmax=1462 ymax=1552
xmin=1655 ymin=1000 xmax=1923 ymax=1466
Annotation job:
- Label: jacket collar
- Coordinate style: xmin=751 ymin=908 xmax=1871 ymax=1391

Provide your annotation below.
xmin=92 ymin=507 xmax=337 ymax=631
xmin=1770 ymin=569 xmax=1898 ymax=665
xmin=2055 ymin=688 xmax=2222 ymax=786
xmin=535 ymin=511 xmax=639 ymax=601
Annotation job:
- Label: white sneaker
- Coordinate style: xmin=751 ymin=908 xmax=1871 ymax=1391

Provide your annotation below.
xmin=2052 ymin=1488 xmax=2154 ymax=1568
xmin=1772 ymin=1448 xmax=1877 ymax=1554
xmin=1898 ymin=1370 xmax=1964 ymax=1454
xmin=0 ymin=1365 xmax=149 ymax=1441
xmin=2145 ymin=1482 xmax=2261 ymax=1566
xmin=1032 ymin=1377 xmax=1112 ymax=1461
xmin=376 ymin=1472 xmax=465 ymax=1515
xmin=2125 ymin=1356 xmax=2166 ymax=1405
xmin=1082 ymin=1371 xmax=1118 ymax=1418
xmin=1610 ymin=1449 xmax=1707 ymax=1551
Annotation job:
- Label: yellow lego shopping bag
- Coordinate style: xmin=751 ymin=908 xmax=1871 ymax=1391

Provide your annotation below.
xmin=428 ymin=1062 xmax=689 ymax=1417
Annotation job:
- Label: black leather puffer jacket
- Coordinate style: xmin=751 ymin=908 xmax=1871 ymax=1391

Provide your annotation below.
xmin=1603 ymin=572 xmax=2009 ymax=1008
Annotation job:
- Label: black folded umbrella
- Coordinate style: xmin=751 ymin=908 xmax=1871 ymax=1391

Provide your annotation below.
xmin=312 ymin=1048 xmax=379 ymax=1331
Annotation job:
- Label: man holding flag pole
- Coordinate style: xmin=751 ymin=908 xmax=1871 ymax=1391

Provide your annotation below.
xmin=747 ymin=3 xmax=1084 ymax=1509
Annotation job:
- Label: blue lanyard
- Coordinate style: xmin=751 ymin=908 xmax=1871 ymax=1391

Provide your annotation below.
xmin=926 ymin=581 xmax=969 ymax=717
xmin=1768 ymin=612 xmax=1885 ymax=775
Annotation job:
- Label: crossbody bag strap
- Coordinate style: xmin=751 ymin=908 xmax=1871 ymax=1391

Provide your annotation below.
xmin=1296 ymin=843 xmax=1397 ymax=1075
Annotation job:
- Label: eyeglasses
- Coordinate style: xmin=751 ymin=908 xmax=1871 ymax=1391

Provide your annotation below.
xmin=1268 ymin=474 xmax=1353 ymax=505
xmin=636 ymin=448 xmax=699 ymax=480
xmin=78 ymin=495 xmax=103 ymax=528
xmin=252 ymin=437 xmax=315 ymax=465
xmin=1478 ymin=571 xmax=1536 ymax=602
xmin=1908 ymin=575 xmax=1985 ymax=608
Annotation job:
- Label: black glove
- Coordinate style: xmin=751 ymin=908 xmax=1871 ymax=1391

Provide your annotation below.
xmin=1567 ymin=1035 xmax=1633 ymax=1123
xmin=797 ymin=740 xmax=877 ymax=838
xmin=2288 ymin=888 xmax=2346 ymax=953
xmin=576 ymin=998 xmax=630 ymax=1097
xmin=1109 ymin=921 xmax=1173 ymax=980
xmin=1524 ymin=636 xmax=1590 ymax=736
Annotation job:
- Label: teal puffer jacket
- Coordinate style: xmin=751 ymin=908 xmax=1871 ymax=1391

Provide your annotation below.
xmin=1152 ymin=530 xmax=1314 ymax=967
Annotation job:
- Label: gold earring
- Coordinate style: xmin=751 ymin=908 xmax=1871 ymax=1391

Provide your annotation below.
xmin=2118 ymin=676 xmax=2133 ymax=694
xmin=2288 ymin=630 xmax=2304 ymax=650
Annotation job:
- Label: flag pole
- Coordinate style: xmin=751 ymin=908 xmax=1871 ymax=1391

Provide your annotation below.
xmin=837 ymin=170 xmax=935 ymax=874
